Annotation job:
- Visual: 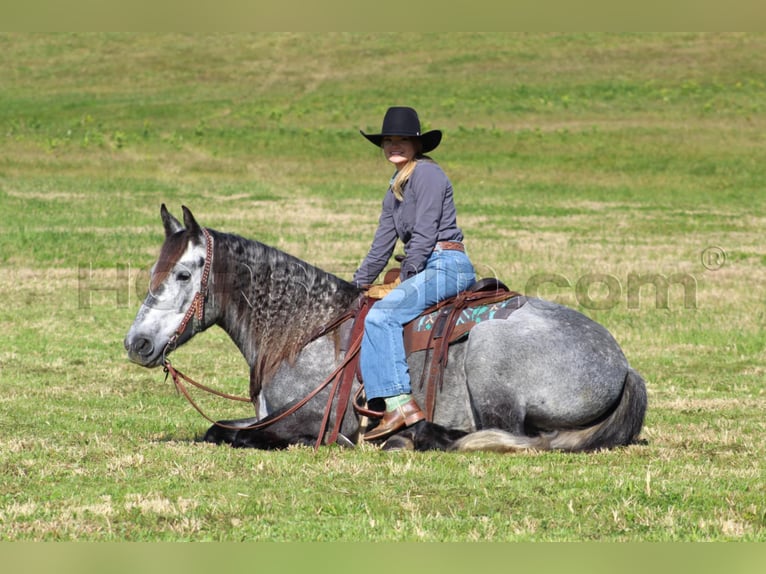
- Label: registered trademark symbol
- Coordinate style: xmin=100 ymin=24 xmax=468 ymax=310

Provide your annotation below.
xmin=701 ymin=246 xmax=727 ymax=271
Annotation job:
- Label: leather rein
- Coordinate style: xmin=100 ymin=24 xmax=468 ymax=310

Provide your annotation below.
xmin=161 ymin=228 xmax=364 ymax=450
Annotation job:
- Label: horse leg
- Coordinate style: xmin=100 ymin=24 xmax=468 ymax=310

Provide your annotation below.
xmin=201 ymin=413 xmax=320 ymax=450
xmin=201 ymin=417 xmax=259 ymax=445
xmin=380 ymin=421 xmax=469 ymax=451
xmin=202 ymin=393 xmax=359 ymax=450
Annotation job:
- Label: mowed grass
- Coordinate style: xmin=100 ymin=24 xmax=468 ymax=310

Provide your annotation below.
xmin=0 ymin=33 xmax=764 ymax=541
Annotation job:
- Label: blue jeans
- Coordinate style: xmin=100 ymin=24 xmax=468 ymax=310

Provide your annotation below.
xmin=360 ymin=247 xmax=476 ymax=400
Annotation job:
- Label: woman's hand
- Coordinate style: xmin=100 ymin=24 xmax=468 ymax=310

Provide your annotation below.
xmin=366 ymin=277 xmax=401 ymax=299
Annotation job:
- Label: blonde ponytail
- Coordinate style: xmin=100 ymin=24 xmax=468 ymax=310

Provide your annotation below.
xmin=391 ymin=154 xmax=434 ymax=201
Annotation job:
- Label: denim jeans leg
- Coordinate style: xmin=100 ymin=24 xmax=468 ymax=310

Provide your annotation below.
xmin=360 ymin=249 xmax=476 ymax=401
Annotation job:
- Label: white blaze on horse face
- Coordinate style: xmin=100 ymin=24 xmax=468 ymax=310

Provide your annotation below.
xmin=125 ymin=238 xmax=207 ymax=366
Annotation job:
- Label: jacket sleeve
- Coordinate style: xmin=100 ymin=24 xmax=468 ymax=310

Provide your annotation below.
xmin=352 ymin=191 xmax=398 ymax=287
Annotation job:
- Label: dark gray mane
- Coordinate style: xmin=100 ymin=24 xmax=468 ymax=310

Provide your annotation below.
xmin=207 ymin=230 xmax=361 ymax=398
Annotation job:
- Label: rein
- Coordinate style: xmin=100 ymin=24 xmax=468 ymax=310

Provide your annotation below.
xmin=160 ymin=227 xmax=367 ymax=449
xmin=163 ymin=327 xmax=364 ymax=449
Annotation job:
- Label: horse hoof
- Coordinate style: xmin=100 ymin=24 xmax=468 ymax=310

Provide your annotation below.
xmin=335 ymin=433 xmax=355 ymax=449
xmin=381 ymin=434 xmax=414 ymax=451
xmin=202 ymin=424 xmax=238 ymax=445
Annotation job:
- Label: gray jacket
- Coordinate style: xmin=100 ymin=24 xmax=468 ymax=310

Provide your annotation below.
xmin=353 ymin=160 xmax=464 ymax=286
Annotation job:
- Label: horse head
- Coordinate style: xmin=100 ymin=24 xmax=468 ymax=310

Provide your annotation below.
xmin=124 ymin=204 xmax=213 ymax=368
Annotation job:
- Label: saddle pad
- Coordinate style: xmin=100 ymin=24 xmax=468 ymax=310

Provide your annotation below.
xmin=411 ymin=294 xmax=525 ymax=332
xmin=404 ymin=294 xmax=527 ymax=354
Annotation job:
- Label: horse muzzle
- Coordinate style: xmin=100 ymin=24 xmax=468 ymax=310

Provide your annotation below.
xmin=124 ymin=334 xmax=164 ymax=368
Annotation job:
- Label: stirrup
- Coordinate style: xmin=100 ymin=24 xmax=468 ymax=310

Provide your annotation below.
xmin=353 ymin=386 xmax=384 ymax=419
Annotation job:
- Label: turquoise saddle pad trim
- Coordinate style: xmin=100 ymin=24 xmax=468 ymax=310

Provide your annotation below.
xmin=412 ymin=296 xmax=520 ymax=333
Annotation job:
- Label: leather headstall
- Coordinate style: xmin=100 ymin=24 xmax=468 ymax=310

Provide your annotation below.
xmin=163 ymin=227 xmax=214 ymax=359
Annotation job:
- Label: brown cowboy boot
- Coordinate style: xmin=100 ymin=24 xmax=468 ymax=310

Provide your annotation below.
xmin=363 ymin=396 xmax=425 ymax=441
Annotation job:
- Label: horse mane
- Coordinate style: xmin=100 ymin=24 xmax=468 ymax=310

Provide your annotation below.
xmin=208 ymin=230 xmax=361 ymax=398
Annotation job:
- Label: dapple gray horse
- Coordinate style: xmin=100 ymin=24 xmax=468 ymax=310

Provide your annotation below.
xmin=124 ymin=205 xmax=647 ymax=452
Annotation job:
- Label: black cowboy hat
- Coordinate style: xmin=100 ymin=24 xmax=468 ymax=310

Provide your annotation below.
xmin=360 ymin=106 xmax=442 ymax=153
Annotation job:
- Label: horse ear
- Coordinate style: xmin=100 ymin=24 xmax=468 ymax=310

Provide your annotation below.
xmin=181 ymin=205 xmax=201 ymax=235
xmin=161 ymin=204 xmax=184 ymax=237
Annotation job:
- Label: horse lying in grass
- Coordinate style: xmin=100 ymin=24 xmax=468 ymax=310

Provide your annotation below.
xmin=124 ymin=205 xmax=647 ymax=452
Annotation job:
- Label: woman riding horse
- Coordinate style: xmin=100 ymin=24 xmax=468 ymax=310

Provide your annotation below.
xmin=354 ymin=106 xmax=477 ymax=441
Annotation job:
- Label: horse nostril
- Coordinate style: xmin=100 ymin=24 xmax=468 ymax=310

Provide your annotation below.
xmin=131 ymin=337 xmax=154 ymax=357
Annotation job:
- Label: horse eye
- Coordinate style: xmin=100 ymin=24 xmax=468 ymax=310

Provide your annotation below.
xmin=176 ymin=270 xmax=192 ymax=282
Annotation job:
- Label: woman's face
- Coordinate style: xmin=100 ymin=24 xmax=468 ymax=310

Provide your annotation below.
xmin=382 ymin=136 xmax=418 ymax=168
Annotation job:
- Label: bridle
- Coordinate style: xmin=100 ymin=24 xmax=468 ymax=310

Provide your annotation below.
xmin=160 ymin=227 xmax=368 ymax=449
xmin=161 ymin=227 xmax=214 ymax=359
xmin=161 ymin=227 xmax=255 ymax=408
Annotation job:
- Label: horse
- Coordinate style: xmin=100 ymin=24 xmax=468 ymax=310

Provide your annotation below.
xmin=124 ymin=205 xmax=647 ymax=452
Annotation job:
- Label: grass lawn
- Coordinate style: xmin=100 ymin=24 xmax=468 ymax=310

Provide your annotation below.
xmin=0 ymin=33 xmax=764 ymax=542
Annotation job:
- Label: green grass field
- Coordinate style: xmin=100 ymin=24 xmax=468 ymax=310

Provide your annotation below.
xmin=0 ymin=33 xmax=764 ymax=541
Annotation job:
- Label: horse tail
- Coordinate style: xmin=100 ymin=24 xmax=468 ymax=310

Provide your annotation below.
xmin=451 ymin=368 xmax=648 ymax=453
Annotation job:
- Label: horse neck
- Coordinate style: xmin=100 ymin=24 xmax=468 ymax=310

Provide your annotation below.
xmin=208 ymin=230 xmax=360 ymax=385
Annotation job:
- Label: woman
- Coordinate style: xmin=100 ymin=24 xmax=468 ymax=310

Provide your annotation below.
xmin=353 ymin=106 xmax=476 ymax=441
